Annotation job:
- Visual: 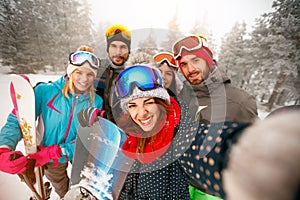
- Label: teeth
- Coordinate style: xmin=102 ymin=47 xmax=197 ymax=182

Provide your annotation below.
xmin=79 ymin=82 xmax=88 ymax=87
xmin=140 ymin=118 xmax=151 ymax=124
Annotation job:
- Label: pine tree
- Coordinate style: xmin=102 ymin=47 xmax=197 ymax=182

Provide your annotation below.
xmin=160 ymin=14 xmax=182 ymax=52
xmin=137 ymin=28 xmax=158 ymax=54
xmin=0 ymin=0 xmax=97 ymax=73
xmin=245 ymin=0 xmax=299 ymax=110
xmin=189 ymin=17 xmax=218 ymax=57
xmin=128 ymin=28 xmax=158 ymax=65
xmin=94 ymin=21 xmax=109 ymax=58
xmin=0 ymin=0 xmax=18 ymax=66
xmin=247 ymin=15 xmax=274 ymax=102
xmin=264 ymin=0 xmax=299 ymax=110
xmin=218 ymin=22 xmax=248 ymax=88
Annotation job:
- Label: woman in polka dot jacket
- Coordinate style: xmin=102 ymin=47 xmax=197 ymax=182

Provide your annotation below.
xmin=111 ymin=65 xmax=249 ymax=199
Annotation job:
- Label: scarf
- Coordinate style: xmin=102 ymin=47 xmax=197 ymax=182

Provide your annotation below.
xmin=121 ymin=97 xmax=181 ymax=163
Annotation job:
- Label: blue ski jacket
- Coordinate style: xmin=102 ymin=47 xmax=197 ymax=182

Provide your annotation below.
xmin=0 ymin=75 xmax=103 ymax=163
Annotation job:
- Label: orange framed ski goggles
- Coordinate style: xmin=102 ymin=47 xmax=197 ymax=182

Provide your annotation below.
xmin=153 ymin=52 xmax=177 ymax=68
xmin=172 ymin=35 xmax=203 ymax=60
xmin=105 ymin=25 xmax=131 ymax=40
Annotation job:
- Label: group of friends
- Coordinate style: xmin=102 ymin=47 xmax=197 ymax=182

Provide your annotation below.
xmin=0 ymin=24 xmax=299 ymax=200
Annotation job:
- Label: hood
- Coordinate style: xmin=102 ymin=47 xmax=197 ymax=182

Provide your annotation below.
xmin=52 ymin=75 xmax=68 ymax=89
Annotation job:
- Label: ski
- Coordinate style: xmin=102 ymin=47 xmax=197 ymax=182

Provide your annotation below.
xmin=64 ymin=117 xmax=133 ymax=200
xmin=9 ymin=74 xmax=47 ymax=200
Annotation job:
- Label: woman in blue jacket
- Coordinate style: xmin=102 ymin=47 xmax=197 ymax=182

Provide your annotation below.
xmin=0 ymin=45 xmax=103 ymax=198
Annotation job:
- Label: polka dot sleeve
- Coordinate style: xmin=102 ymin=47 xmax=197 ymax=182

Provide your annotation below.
xmin=178 ymin=121 xmax=250 ymax=198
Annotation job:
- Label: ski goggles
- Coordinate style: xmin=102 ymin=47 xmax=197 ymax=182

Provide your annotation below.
xmin=115 ymin=65 xmax=163 ymax=98
xmin=69 ymin=51 xmax=100 ymax=69
xmin=153 ymin=52 xmax=177 ymax=68
xmin=172 ymin=35 xmax=203 ymax=60
xmin=105 ymin=25 xmax=131 ymax=40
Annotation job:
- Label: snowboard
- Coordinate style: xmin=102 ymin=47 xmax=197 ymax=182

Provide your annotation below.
xmin=9 ymin=74 xmax=47 ymax=200
xmin=64 ymin=117 xmax=133 ymax=200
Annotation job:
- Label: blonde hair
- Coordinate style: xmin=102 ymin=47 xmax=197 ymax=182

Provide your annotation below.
xmin=62 ymin=45 xmax=96 ymax=101
xmin=77 ymin=45 xmax=94 ymax=52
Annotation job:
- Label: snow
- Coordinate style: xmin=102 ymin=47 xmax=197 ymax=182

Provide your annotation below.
xmin=258 ymin=109 xmax=270 ymax=120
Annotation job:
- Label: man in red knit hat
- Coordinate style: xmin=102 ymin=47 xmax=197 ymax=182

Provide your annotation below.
xmin=172 ymin=34 xmax=258 ymax=200
xmin=173 ymin=34 xmax=258 ymax=123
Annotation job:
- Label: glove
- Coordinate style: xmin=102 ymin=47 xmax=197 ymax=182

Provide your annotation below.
xmin=28 ymin=145 xmax=62 ymax=167
xmin=77 ymin=107 xmax=106 ymax=127
xmin=0 ymin=148 xmax=28 ymax=174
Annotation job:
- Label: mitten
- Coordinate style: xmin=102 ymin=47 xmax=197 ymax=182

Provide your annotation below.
xmin=77 ymin=107 xmax=106 ymax=127
xmin=28 ymin=145 xmax=62 ymax=167
xmin=0 ymin=148 xmax=28 ymax=174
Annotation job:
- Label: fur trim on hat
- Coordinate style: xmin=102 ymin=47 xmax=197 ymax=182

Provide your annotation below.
xmin=67 ymin=62 xmax=97 ymax=77
xmin=120 ymin=86 xmax=170 ymax=112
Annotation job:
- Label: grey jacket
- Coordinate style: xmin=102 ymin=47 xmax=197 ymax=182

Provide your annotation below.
xmin=180 ymin=67 xmax=258 ymax=123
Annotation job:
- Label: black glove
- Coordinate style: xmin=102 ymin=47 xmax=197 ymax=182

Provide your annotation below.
xmin=77 ymin=107 xmax=106 ymax=127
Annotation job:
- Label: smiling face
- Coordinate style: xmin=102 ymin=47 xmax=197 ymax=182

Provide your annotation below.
xmin=179 ymin=54 xmax=211 ymax=85
xmin=71 ymin=64 xmax=95 ymax=93
xmin=108 ymin=41 xmax=129 ymax=66
xmin=127 ymin=97 xmax=162 ymax=132
xmin=158 ymin=63 xmax=174 ymax=89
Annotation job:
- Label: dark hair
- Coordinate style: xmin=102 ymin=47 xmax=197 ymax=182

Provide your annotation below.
xmin=168 ymin=72 xmax=177 ymax=96
xmin=117 ymin=97 xmax=171 ymax=155
xmin=158 ymin=62 xmax=178 ymax=96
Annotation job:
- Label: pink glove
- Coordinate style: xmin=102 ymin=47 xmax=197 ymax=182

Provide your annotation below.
xmin=0 ymin=148 xmax=28 ymax=174
xmin=28 ymin=145 xmax=62 ymax=167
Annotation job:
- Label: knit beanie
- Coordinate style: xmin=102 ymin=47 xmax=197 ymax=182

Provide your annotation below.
xmin=67 ymin=62 xmax=98 ymax=77
xmin=178 ymin=46 xmax=213 ymax=71
xmin=106 ymin=25 xmax=131 ymax=52
xmin=120 ymin=86 xmax=170 ymax=112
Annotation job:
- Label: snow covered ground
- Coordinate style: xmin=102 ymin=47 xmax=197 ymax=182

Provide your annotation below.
xmin=0 ymin=73 xmax=270 ymax=199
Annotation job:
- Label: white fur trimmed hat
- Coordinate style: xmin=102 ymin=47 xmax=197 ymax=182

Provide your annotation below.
xmin=120 ymin=86 xmax=170 ymax=112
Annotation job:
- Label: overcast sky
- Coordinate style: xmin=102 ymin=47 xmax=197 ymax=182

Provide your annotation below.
xmin=90 ymin=0 xmax=274 ymax=45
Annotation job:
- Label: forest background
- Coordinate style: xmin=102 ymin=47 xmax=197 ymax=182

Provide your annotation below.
xmin=0 ymin=0 xmax=299 ymax=112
